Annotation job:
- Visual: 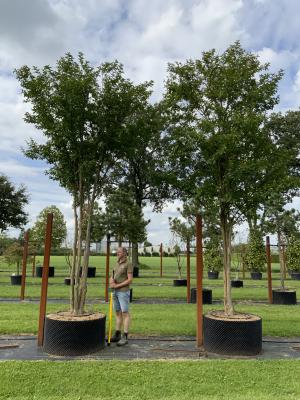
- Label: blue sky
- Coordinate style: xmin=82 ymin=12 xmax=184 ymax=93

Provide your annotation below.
xmin=0 ymin=0 xmax=299 ymax=245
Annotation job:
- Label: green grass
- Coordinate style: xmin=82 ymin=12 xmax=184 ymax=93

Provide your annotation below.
xmin=0 ymin=360 xmax=300 ymax=399
xmin=0 ymin=302 xmax=299 ymax=337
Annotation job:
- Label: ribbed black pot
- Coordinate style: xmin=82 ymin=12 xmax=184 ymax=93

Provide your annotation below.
xmin=250 ymin=272 xmax=262 ymax=280
xmin=190 ymin=288 xmax=212 ymax=304
xmin=64 ymin=277 xmax=71 ymax=285
xmin=272 ymin=289 xmax=297 ymax=305
xmin=10 ymin=275 xmax=22 ymax=285
xmin=36 ymin=266 xmax=55 ymax=278
xmin=203 ymin=313 xmax=262 ymax=356
xmin=291 ymin=272 xmax=300 ymax=280
xmin=173 ymin=279 xmax=187 ymax=287
xmin=43 ymin=313 xmax=106 ymax=356
xmin=79 ymin=267 xmax=96 ymax=278
xmin=231 ymin=280 xmax=243 ymax=288
xmin=133 ymin=266 xmax=139 ymax=278
xmin=208 ymin=271 xmax=219 ymax=280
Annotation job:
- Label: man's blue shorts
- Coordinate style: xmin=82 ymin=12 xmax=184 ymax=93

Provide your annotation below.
xmin=113 ymin=289 xmax=130 ymax=313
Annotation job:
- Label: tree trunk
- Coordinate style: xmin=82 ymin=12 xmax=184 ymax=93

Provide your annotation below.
xmin=70 ymin=198 xmax=78 ymax=313
xmin=221 ymin=209 xmax=234 ymax=316
xmin=131 ymin=242 xmax=139 ymax=269
xmin=277 ymin=230 xmax=285 ymax=290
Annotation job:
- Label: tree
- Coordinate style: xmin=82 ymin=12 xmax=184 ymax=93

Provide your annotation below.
xmin=0 ymin=174 xmax=28 ymax=232
xmin=31 ymin=205 xmax=67 ymax=249
xmin=16 ymin=53 xmax=152 ymax=315
xmin=244 ymin=228 xmax=266 ymax=273
xmin=164 ymin=42 xmax=285 ymax=316
xmin=286 ymin=235 xmax=300 ymax=273
xmin=81 ymin=202 xmax=106 ymax=243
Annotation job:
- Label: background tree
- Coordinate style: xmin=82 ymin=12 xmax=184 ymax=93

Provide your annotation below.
xmin=164 ymin=42 xmax=285 ymax=316
xmin=31 ymin=205 xmax=67 ymax=249
xmin=244 ymin=228 xmax=266 ymax=274
xmin=286 ymin=235 xmax=300 ymax=273
xmin=16 ymin=54 xmax=152 ymax=315
xmin=82 ymin=202 xmax=106 ymax=244
xmin=0 ymin=174 xmax=28 ymax=232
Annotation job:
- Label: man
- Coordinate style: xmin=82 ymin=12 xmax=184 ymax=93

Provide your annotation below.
xmin=109 ymin=247 xmax=133 ymax=346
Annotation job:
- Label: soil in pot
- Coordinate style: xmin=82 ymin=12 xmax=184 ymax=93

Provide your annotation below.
xmin=272 ymin=289 xmax=297 ymax=305
xmin=207 ymin=271 xmax=219 ymax=280
xmin=291 ymin=272 xmax=300 ymax=280
xmin=43 ymin=311 xmax=106 ymax=356
xmin=250 ymin=272 xmax=262 ymax=280
xmin=203 ymin=311 xmax=262 ymax=356
xmin=190 ymin=288 xmax=212 ymax=304
xmin=10 ymin=274 xmax=22 ymax=285
xmin=35 ymin=266 xmax=55 ymax=278
xmin=173 ymin=279 xmax=187 ymax=287
xmin=231 ymin=280 xmax=243 ymax=288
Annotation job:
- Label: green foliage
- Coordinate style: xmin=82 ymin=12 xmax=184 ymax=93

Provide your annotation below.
xmin=0 ymin=174 xmax=28 ymax=232
xmin=0 ymin=234 xmax=16 ymax=255
xmin=3 ymin=242 xmax=23 ymax=274
xmin=245 ymin=229 xmax=266 ymax=272
xmin=31 ymin=205 xmax=67 ymax=249
xmin=286 ymin=236 xmax=300 ymax=272
xmin=204 ymin=241 xmax=223 ymax=272
xmin=82 ymin=202 xmax=106 ymax=243
xmin=169 ymin=215 xmax=195 ymax=244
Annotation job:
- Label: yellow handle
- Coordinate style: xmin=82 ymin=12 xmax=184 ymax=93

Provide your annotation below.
xmin=108 ymin=291 xmax=113 ymax=344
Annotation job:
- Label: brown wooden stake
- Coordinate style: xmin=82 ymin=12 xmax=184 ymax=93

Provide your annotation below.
xmin=20 ymin=230 xmax=29 ymax=301
xmin=105 ymin=234 xmax=110 ymax=303
xmin=160 ymin=243 xmax=163 ymax=278
xmin=266 ymin=236 xmax=272 ymax=304
xmin=196 ymin=214 xmax=204 ymax=347
xmin=32 ymin=253 xmax=36 ymax=277
xmin=186 ymin=238 xmax=191 ymax=303
xmin=37 ymin=213 xmax=53 ymax=347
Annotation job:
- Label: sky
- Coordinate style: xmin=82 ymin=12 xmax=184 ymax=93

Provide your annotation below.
xmin=1 ymin=0 xmax=300 ymax=246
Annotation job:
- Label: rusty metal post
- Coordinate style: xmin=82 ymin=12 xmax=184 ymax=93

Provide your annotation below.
xmin=160 ymin=243 xmax=163 ymax=278
xmin=186 ymin=238 xmax=191 ymax=303
xmin=105 ymin=234 xmax=110 ymax=303
xmin=37 ymin=213 xmax=53 ymax=346
xmin=266 ymin=236 xmax=272 ymax=304
xmin=32 ymin=252 xmax=36 ymax=277
xmin=20 ymin=230 xmax=29 ymax=301
xmin=196 ymin=214 xmax=204 ymax=347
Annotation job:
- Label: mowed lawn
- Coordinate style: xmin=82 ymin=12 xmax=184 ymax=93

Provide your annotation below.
xmin=0 ymin=360 xmax=300 ymax=400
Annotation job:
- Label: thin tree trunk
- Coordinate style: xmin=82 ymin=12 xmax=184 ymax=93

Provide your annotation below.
xmin=277 ymin=230 xmax=285 ymax=290
xmin=131 ymin=242 xmax=139 ymax=269
xmin=221 ymin=209 xmax=234 ymax=316
xmin=70 ymin=198 xmax=78 ymax=313
xmin=74 ymin=176 xmax=83 ymax=315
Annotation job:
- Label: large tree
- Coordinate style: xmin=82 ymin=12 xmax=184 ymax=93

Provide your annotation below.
xmin=164 ymin=42 xmax=285 ymax=316
xmin=31 ymin=205 xmax=67 ymax=249
xmin=16 ymin=53 xmax=152 ymax=315
xmin=0 ymin=174 xmax=28 ymax=232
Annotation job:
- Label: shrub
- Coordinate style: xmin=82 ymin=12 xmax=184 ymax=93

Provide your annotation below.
xmin=286 ymin=236 xmax=300 ymax=272
xmin=204 ymin=242 xmax=223 ymax=272
xmin=245 ymin=229 xmax=266 ymax=272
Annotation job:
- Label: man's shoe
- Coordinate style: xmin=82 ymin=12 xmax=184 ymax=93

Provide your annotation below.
xmin=110 ymin=331 xmax=121 ymax=343
xmin=117 ymin=335 xmax=128 ymax=346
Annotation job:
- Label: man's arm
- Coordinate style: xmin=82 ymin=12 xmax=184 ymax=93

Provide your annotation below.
xmin=111 ymin=273 xmax=133 ymax=289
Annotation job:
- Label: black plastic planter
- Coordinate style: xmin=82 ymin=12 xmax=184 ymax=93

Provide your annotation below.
xmin=133 ymin=266 xmax=139 ymax=278
xmin=272 ymin=289 xmax=297 ymax=305
xmin=291 ymin=272 xmax=300 ymax=280
xmin=64 ymin=277 xmax=71 ymax=285
xmin=79 ymin=267 xmax=96 ymax=278
xmin=190 ymin=288 xmax=212 ymax=304
xmin=231 ymin=280 xmax=243 ymax=288
xmin=10 ymin=275 xmax=22 ymax=285
xmin=250 ymin=272 xmax=262 ymax=280
xmin=207 ymin=271 xmax=219 ymax=280
xmin=203 ymin=312 xmax=262 ymax=356
xmin=130 ymin=288 xmax=133 ymax=303
xmin=43 ymin=312 xmax=106 ymax=356
xmin=173 ymin=279 xmax=187 ymax=287
xmin=36 ymin=266 xmax=55 ymax=278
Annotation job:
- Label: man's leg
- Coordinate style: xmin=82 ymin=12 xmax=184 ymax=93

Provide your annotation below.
xmin=122 ymin=311 xmax=130 ymax=335
xmin=115 ymin=311 xmax=123 ymax=331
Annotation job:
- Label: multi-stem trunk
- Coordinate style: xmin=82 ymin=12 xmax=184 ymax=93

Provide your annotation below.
xmin=220 ymin=208 xmax=234 ymax=316
xmin=70 ymin=198 xmax=78 ymax=313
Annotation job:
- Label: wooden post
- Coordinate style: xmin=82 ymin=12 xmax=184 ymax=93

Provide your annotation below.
xmin=105 ymin=234 xmax=110 ymax=303
xmin=186 ymin=238 xmax=191 ymax=303
xmin=266 ymin=236 xmax=272 ymax=304
xmin=20 ymin=230 xmax=29 ymax=301
xmin=196 ymin=214 xmax=204 ymax=347
xmin=37 ymin=213 xmax=53 ymax=346
xmin=160 ymin=243 xmax=163 ymax=278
